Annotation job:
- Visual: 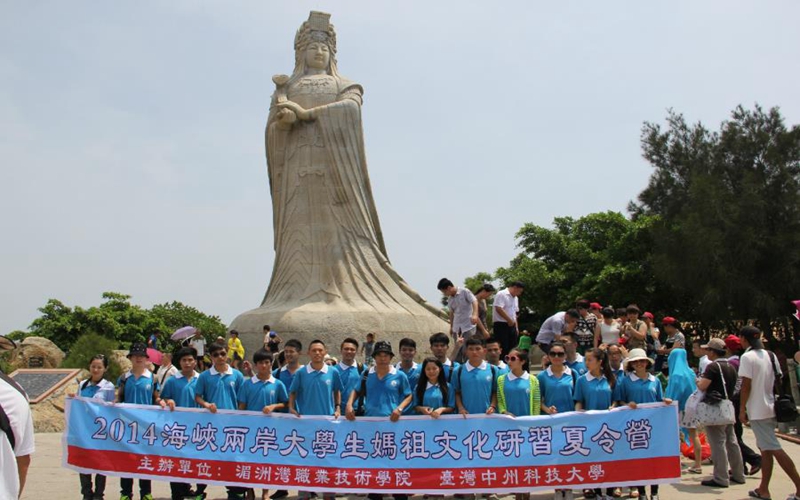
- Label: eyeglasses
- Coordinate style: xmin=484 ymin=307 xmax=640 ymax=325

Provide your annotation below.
xmin=211 ymin=352 xmax=228 ymax=358
xmin=548 ymin=351 xmax=566 ymax=357
xmin=505 ymin=355 xmax=519 ymax=362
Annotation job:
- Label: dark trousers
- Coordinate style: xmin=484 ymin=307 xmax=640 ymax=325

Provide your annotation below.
xmin=80 ymin=473 xmax=106 ymax=498
xmin=227 ymin=486 xmax=247 ymax=499
xmin=638 ymin=485 xmax=659 ymax=496
xmin=368 ymin=495 xmax=408 ymax=500
xmin=120 ymin=477 xmax=151 ymax=497
xmin=493 ymin=322 xmax=518 ymax=355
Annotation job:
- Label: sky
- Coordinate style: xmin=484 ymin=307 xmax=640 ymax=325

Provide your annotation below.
xmin=2 ymin=1 xmax=799 ymax=335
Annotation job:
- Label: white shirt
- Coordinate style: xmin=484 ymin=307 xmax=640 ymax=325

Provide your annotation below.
xmin=536 ymin=312 xmax=566 ymax=344
xmin=698 ymin=355 xmax=711 ymax=375
xmin=156 ymin=364 xmax=178 ymax=388
xmin=739 ymin=349 xmax=781 ymax=421
xmin=0 ymin=377 xmax=35 ymax=500
xmin=493 ymin=288 xmax=519 ymax=325
xmin=448 ymin=287 xmax=477 ymax=334
xmin=190 ymin=337 xmax=206 ymax=356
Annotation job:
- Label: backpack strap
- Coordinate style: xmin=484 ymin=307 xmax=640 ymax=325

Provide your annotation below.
xmin=767 ymin=351 xmax=785 ymax=396
xmin=355 ymin=372 xmax=369 ymax=414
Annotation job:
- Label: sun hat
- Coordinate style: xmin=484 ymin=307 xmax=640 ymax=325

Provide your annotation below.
xmin=623 ymin=348 xmax=654 ymax=370
xmin=372 ymin=341 xmax=394 ymax=357
xmin=701 ymin=338 xmax=726 ymax=352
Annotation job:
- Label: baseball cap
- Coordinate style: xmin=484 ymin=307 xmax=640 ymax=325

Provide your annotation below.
xmin=701 ymin=338 xmax=726 ymax=351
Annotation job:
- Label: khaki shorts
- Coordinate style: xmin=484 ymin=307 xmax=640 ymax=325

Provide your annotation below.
xmin=750 ymin=418 xmax=782 ymax=451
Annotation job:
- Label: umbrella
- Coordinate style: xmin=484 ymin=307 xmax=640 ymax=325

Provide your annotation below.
xmin=171 ymin=326 xmax=198 ymax=341
xmin=147 ymin=348 xmax=163 ymax=365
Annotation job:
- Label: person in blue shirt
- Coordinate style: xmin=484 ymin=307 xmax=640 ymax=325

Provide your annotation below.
xmin=574 ymin=347 xmax=618 ymax=500
xmin=158 ymin=346 xmax=207 ymax=500
xmin=270 ymin=339 xmax=303 ymax=500
xmin=73 ymin=354 xmax=115 ymax=500
xmin=147 ymin=331 xmax=159 ymax=351
xmin=453 ymin=337 xmax=498 ymax=415
xmin=345 ymin=341 xmax=411 ymax=500
xmin=289 ymin=340 xmax=342 ymax=500
xmin=558 ymin=332 xmax=587 ymax=376
xmin=413 ymin=357 xmax=455 ymax=417
xmin=537 ymin=341 xmax=576 ymax=415
xmin=498 ymin=348 xmax=541 ymax=418
xmin=238 ymin=349 xmax=288 ymax=414
xmin=194 ymin=342 xmax=245 ymax=500
xmin=238 ymin=349 xmax=288 ymax=500
xmin=396 ymin=338 xmax=421 ymax=414
xmin=486 ymin=337 xmax=510 ymax=377
xmin=333 ymin=338 xmax=365 ymax=414
xmin=116 ymin=343 xmax=156 ymax=500
xmin=429 ymin=332 xmax=460 ymax=383
xmin=619 ymin=348 xmax=673 ymax=500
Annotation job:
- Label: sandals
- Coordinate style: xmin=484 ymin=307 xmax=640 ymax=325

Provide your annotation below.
xmin=748 ymin=490 xmax=771 ymax=500
xmin=686 ymin=466 xmax=703 ymax=474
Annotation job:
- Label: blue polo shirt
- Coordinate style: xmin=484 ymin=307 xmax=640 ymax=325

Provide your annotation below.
xmin=565 ymin=353 xmax=587 ymax=377
xmin=417 ymin=381 xmax=455 ymax=410
xmin=238 ymin=375 xmax=289 ymax=411
xmin=619 ymin=372 xmax=663 ymax=404
xmin=195 ymin=365 xmax=244 ymax=410
xmin=452 ymin=361 xmax=496 ymax=414
xmin=574 ymin=373 xmax=613 ymax=411
xmin=289 ymin=364 xmax=343 ymax=416
xmin=364 ymin=366 xmax=411 ymax=417
xmin=160 ymin=371 xmax=200 ymax=408
xmin=396 ymin=362 xmax=421 ymax=414
xmin=537 ymin=367 xmax=575 ymax=413
xmin=273 ymin=364 xmax=303 ymax=412
xmin=441 ymin=359 xmax=461 ymax=383
xmin=117 ymin=370 xmax=157 ymax=405
xmin=79 ymin=378 xmax=116 ymax=402
xmin=333 ymin=362 xmax=365 ymax=412
xmin=501 ymin=371 xmax=535 ymax=417
xmin=492 ymin=361 xmax=510 ymax=378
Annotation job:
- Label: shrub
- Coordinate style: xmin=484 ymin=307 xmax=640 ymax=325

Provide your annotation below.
xmin=62 ymin=332 xmax=123 ymax=382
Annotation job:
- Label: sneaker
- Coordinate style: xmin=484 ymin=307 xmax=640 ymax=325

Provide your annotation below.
xmin=142 ymin=495 xmax=154 ymax=500
xmin=651 ymin=496 xmax=659 ymax=500
xmin=120 ymin=496 xmax=132 ymax=500
xmin=271 ymin=491 xmax=289 ymax=500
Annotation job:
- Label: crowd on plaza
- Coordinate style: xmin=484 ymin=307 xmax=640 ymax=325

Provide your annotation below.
xmin=1 ymin=280 xmax=799 ymax=500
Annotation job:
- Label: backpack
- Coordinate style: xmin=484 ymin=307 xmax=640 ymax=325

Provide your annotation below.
xmin=0 ymin=372 xmax=28 ymax=451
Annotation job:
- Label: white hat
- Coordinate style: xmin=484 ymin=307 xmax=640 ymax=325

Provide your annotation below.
xmin=623 ymin=348 xmax=654 ymax=370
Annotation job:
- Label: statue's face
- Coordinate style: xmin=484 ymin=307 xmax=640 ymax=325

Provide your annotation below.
xmin=305 ymin=42 xmax=330 ymax=70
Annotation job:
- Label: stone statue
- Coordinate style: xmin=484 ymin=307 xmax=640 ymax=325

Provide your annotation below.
xmin=231 ymin=11 xmax=446 ymax=355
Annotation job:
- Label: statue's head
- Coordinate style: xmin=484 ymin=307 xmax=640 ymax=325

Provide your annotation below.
xmin=293 ymin=11 xmax=337 ymax=75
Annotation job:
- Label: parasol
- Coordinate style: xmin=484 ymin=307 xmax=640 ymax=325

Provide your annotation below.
xmin=171 ymin=326 xmax=198 ymax=341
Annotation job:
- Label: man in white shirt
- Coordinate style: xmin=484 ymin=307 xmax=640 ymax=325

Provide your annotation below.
xmin=438 ymin=278 xmax=478 ymax=363
xmin=1 ymin=335 xmax=35 ymax=500
xmin=738 ymin=326 xmax=800 ymax=500
xmin=492 ymin=281 xmax=525 ymax=356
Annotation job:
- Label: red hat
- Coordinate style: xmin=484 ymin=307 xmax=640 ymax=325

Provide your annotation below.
xmin=662 ymin=316 xmax=677 ymax=325
xmin=590 ymin=302 xmax=602 ymax=310
xmin=724 ymin=334 xmax=742 ymax=351
xmin=643 ymin=311 xmax=654 ymax=319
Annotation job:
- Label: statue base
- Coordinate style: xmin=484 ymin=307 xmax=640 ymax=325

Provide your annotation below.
xmin=230 ymin=303 xmax=448 ymax=361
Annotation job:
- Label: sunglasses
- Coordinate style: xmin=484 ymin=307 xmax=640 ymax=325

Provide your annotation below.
xmin=211 ymin=351 xmax=228 ymax=358
xmin=505 ymin=355 xmax=520 ymax=362
xmin=548 ymin=351 xmax=566 ymax=357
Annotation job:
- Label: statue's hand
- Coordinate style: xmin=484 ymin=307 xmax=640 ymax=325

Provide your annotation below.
xmin=277 ymin=101 xmax=312 ymax=121
xmin=277 ymin=108 xmax=297 ymax=125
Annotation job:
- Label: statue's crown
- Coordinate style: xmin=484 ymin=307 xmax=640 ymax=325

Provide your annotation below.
xmin=295 ymin=11 xmax=336 ymax=54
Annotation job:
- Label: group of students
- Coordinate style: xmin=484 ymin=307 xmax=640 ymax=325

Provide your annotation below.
xmin=73 ymin=325 xmax=686 ymax=500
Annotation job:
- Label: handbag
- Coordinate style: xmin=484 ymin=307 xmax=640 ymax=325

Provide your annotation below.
xmin=681 ymin=389 xmax=705 ymax=427
xmin=768 ymin=352 xmax=799 ymax=423
xmin=695 ymin=361 xmax=735 ymax=426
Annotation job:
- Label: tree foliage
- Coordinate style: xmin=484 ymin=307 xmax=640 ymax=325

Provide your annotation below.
xmin=632 ymin=105 xmax=800 ymax=334
xmin=62 ymin=332 xmax=124 ymax=382
xmin=19 ymin=292 xmax=227 ymax=353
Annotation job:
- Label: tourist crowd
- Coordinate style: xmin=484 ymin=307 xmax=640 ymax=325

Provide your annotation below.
xmin=5 ymin=280 xmax=797 ymax=500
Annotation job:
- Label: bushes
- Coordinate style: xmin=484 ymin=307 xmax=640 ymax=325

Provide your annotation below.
xmin=62 ymin=332 xmax=123 ymax=382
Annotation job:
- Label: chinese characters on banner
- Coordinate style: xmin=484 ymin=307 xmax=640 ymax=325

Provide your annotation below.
xmin=64 ymin=398 xmax=681 ymax=493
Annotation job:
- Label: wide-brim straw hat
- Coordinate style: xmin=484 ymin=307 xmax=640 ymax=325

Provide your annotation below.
xmin=623 ymin=348 xmax=654 ymax=370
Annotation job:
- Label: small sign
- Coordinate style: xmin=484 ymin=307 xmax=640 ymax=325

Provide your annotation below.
xmin=9 ymin=369 xmax=82 ymax=404
xmin=27 ymin=356 xmax=44 ymax=368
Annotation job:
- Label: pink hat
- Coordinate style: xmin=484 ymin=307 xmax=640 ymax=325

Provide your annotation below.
xmin=662 ymin=316 xmax=677 ymax=325
xmin=643 ymin=311 xmax=654 ymax=319
xmin=590 ymin=302 xmax=602 ymax=310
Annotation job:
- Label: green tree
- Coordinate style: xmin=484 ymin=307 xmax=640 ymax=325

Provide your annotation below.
xmin=631 ymin=105 xmax=800 ymax=343
xmin=493 ymin=211 xmax=670 ymax=331
xmin=62 ymin=332 xmax=124 ymax=382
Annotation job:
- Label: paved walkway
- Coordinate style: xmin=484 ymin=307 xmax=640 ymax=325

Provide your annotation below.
xmin=22 ymin=428 xmax=800 ymax=500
